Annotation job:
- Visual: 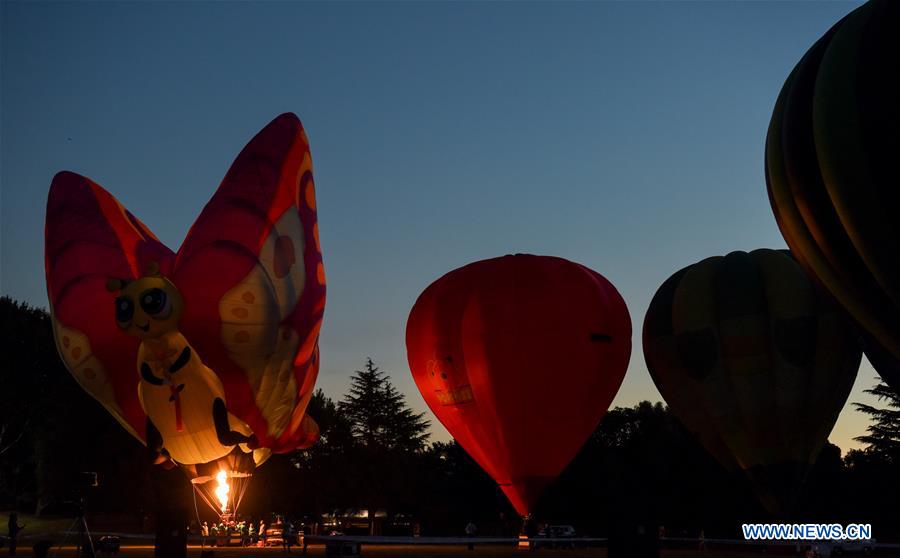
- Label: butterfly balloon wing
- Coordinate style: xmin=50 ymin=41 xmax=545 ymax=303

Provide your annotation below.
xmin=173 ymin=113 xmax=325 ymax=453
xmin=45 ymin=171 xmax=176 ymax=443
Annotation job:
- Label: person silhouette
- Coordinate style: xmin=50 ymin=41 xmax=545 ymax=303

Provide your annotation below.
xmin=7 ymin=513 xmax=26 ymax=556
xmin=283 ymin=519 xmax=294 ymax=553
xmin=465 ymin=521 xmax=477 ymax=551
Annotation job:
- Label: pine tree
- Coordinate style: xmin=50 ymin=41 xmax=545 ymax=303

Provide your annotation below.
xmin=339 ymin=357 xmax=430 ymax=453
xmin=853 ymin=381 xmax=900 ymax=463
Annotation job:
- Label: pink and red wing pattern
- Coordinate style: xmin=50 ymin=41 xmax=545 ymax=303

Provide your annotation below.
xmin=44 ymin=171 xmax=176 ymax=442
xmin=173 ymin=113 xmax=325 ymax=453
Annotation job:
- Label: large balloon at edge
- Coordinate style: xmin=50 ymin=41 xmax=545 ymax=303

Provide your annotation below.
xmin=644 ymin=249 xmax=861 ymax=515
xmin=44 ymin=113 xmax=325 ymax=470
xmin=765 ymin=0 xmax=900 ymax=391
xmin=406 ymin=254 xmax=631 ymax=516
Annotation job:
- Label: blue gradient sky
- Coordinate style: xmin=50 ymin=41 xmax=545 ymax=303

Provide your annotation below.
xmin=1 ymin=1 xmax=878 ymax=452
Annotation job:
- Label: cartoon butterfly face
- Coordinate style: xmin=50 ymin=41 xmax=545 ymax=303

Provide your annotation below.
xmin=108 ymin=264 xmax=184 ymax=340
xmin=426 ymin=353 xmax=474 ymax=406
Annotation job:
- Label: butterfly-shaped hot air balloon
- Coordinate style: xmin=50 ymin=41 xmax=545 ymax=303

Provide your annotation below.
xmin=407 ymin=255 xmax=631 ymax=519
xmin=44 ymin=113 xmax=325 ymax=515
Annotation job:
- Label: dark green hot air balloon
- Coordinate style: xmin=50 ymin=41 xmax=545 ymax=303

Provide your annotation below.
xmin=644 ymin=249 xmax=861 ymax=516
xmin=765 ymin=0 xmax=900 ymax=391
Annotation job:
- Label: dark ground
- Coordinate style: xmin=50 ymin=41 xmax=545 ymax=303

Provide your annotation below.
xmin=20 ymin=546 xmax=899 ymax=558
xmin=17 ymin=548 xmax=759 ymax=558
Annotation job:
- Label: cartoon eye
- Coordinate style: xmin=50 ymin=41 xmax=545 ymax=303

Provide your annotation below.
xmin=139 ymin=289 xmax=172 ymax=319
xmin=115 ymin=297 xmax=134 ymax=325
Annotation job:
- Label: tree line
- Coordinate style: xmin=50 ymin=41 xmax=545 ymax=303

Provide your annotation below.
xmin=1 ymin=296 xmax=898 ymax=539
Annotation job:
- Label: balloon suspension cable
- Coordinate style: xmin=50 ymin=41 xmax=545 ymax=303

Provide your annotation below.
xmin=234 ymin=474 xmax=251 ymax=514
xmin=192 ymin=482 xmax=222 ymax=519
xmin=228 ymin=476 xmax=236 ymax=517
xmin=192 ymin=486 xmax=205 ymax=549
xmin=190 ymin=470 xmax=253 ymax=521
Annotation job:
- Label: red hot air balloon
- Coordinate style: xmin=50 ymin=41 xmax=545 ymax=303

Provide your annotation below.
xmin=406 ymin=254 xmax=631 ymax=517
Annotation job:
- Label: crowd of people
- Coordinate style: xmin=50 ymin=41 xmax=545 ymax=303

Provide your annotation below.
xmin=196 ymin=515 xmax=305 ymax=551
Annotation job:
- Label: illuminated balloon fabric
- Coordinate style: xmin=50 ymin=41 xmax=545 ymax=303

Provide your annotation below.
xmin=44 ymin=178 xmax=175 ymax=443
xmin=643 ymin=249 xmax=861 ymax=514
xmin=765 ymin=0 xmax=900 ymax=391
xmin=44 ymin=113 xmax=326 ymax=466
xmin=406 ymin=255 xmax=631 ymax=516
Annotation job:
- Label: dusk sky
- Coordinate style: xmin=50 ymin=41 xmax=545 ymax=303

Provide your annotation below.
xmin=1 ymin=0 xmax=878 ymax=452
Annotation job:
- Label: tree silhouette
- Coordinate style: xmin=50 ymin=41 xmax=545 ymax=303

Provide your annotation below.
xmin=3 ymin=296 xmax=900 ymax=538
xmin=303 ymin=389 xmax=356 ymax=458
xmin=332 ymin=358 xmax=431 ymax=531
xmin=340 ymin=357 xmax=430 ymax=453
xmin=853 ymin=381 xmax=900 ymax=463
xmin=0 ymin=297 xmax=152 ymax=516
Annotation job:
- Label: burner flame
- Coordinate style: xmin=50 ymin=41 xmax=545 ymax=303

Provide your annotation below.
xmin=214 ymin=470 xmax=230 ymax=513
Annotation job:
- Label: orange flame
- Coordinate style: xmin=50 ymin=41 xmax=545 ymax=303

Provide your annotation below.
xmin=214 ymin=470 xmax=230 ymax=514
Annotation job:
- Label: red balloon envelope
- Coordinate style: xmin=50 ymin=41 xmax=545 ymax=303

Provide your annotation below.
xmin=406 ymin=254 xmax=631 ymax=516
